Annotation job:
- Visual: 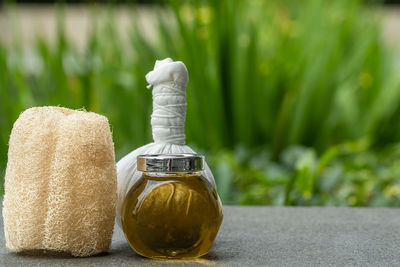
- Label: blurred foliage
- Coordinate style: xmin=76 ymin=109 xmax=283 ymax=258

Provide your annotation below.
xmin=212 ymin=139 xmax=400 ymax=206
xmin=1 ymin=0 xmax=400 ymax=205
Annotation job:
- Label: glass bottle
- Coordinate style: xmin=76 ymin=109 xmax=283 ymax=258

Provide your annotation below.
xmin=121 ymin=154 xmax=223 ymax=259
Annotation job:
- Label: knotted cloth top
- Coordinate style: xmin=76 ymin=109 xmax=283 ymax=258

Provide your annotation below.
xmin=146 ymin=58 xmax=189 ymax=145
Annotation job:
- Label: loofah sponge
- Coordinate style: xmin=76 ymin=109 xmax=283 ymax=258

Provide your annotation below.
xmin=2 ymin=106 xmax=117 ymax=257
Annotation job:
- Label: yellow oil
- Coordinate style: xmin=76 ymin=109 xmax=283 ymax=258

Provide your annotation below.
xmin=121 ymin=172 xmax=223 ymax=259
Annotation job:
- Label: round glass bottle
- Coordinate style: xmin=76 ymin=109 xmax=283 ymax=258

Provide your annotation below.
xmin=121 ymin=154 xmax=223 ymax=259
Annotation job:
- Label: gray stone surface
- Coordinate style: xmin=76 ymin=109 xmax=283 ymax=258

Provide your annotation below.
xmin=1 ymin=206 xmax=400 ymax=266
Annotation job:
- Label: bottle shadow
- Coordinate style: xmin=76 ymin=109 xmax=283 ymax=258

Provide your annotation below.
xmin=124 ymin=241 xmax=238 ymax=265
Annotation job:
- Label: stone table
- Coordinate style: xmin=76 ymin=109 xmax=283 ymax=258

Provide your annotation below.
xmin=1 ymin=206 xmax=400 ymax=266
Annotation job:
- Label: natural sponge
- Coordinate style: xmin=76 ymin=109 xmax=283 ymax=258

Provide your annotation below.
xmin=2 ymin=106 xmax=117 ymax=257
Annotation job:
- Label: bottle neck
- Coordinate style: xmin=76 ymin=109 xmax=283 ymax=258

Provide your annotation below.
xmin=143 ymin=171 xmax=202 ymax=179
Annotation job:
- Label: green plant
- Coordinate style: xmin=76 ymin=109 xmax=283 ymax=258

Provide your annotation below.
xmin=1 ymin=0 xmax=399 ymax=205
xmin=209 ymin=140 xmax=400 ymax=207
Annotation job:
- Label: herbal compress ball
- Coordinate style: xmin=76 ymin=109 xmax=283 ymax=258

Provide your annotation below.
xmin=2 ymin=107 xmax=117 ymax=257
xmin=116 ymin=58 xmax=217 ymax=227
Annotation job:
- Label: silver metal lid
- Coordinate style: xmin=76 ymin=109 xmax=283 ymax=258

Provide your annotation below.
xmin=137 ymin=154 xmax=204 ymax=172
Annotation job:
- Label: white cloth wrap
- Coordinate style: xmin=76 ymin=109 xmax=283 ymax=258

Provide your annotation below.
xmin=116 ymin=58 xmax=216 ymax=227
xmin=150 ymin=82 xmax=186 ymax=144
